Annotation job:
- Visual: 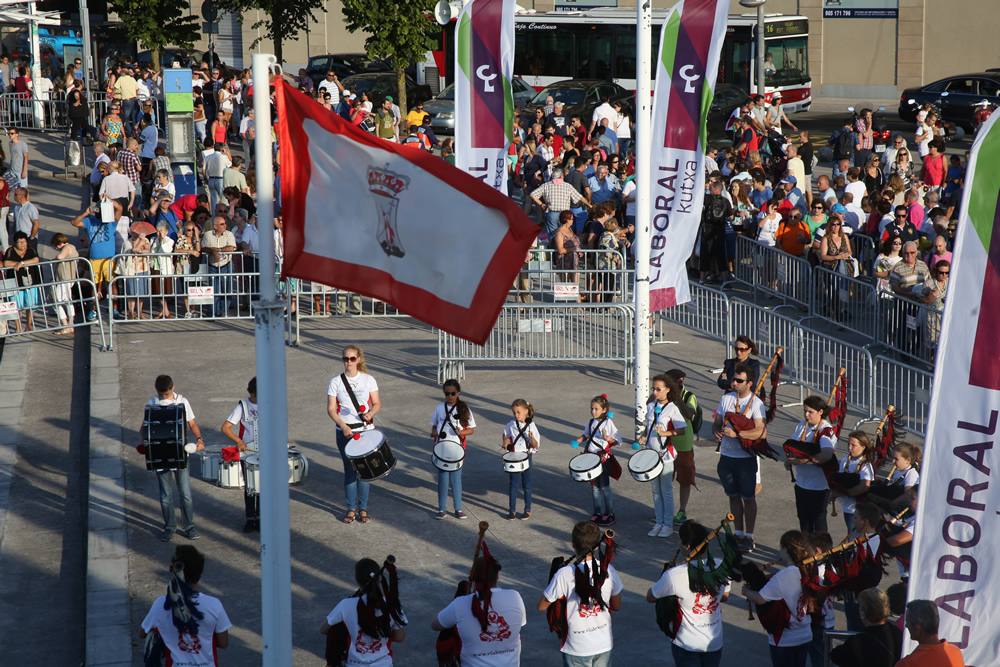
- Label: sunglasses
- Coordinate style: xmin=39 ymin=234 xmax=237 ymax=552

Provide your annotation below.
xmin=812 ymin=206 xmax=824 ymax=210
xmin=342 ymin=355 xmax=358 ymax=362
xmin=937 ymin=270 xmax=950 ymax=275
xmin=735 ymin=346 xmax=750 ymax=352
xmin=732 ymin=378 xmax=748 ymax=384
xmin=444 ymin=391 xmax=458 ymax=397
xmin=895 ymin=214 xmax=907 ymax=218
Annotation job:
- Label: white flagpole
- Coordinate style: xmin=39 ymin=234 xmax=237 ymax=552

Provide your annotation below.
xmin=633 ymin=1 xmax=653 ymax=438
xmin=252 ymin=53 xmax=293 ymax=665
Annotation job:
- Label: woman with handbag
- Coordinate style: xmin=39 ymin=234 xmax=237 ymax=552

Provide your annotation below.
xmin=819 ymin=214 xmax=855 ymax=275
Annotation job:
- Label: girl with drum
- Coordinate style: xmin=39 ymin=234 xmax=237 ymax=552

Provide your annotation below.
xmin=327 ymin=345 xmax=382 ymax=525
xmin=501 ymin=399 xmax=540 ymax=520
xmin=637 ymin=375 xmax=692 ymax=539
xmin=430 ymin=379 xmax=476 ymax=520
xmin=571 ymin=394 xmax=620 ymax=527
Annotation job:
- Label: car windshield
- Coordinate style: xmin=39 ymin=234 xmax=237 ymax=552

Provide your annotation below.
xmin=346 ymin=78 xmax=379 ymax=94
xmin=436 ymin=84 xmax=455 ymax=101
xmin=530 ymin=86 xmax=586 ymax=107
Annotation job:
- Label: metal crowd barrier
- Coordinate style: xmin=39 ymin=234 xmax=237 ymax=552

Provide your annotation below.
xmin=0 ymin=256 xmax=107 ymax=347
xmin=851 ymin=234 xmax=878 ymax=277
xmin=437 ymin=303 xmax=634 ymax=385
xmin=795 ymin=326 xmax=875 ymax=418
xmin=509 ymin=247 xmax=630 ymax=304
xmin=653 ymin=281 xmax=731 ymax=345
xmin=285 ymin=281 xmax=406 ymax=346
xmin=877 ymin=291 xmax=937 ymax=366
xmin=728 ymin=299 xmax=806 ymax=406
xmin=872 ymin=355 xmax=934 ymax=437
xmin=808 ymin=266 xmax=881 ymax=340
xmin=0 ymin=91 xmax=111 ymax=131
xmin=732 ymin=235 xmax=813 ymax=310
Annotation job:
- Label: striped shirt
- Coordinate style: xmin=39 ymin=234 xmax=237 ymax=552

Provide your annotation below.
xmin=118 ymin=149 xmax=141 ymax=184
xmin=530 ymin=180 xmax=585 ymax=212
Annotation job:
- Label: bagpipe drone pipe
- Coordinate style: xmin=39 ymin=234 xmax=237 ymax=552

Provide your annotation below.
xmin=435 ymin=522 xmax=490 ymax=667
xmin=546 ymin=529 xmax=616 ymax=647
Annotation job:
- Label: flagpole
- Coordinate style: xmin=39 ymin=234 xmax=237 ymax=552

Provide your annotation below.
xmin=633 ymin=0 xmax=653 ymax=438
xmin=252 ymin=52 xmax=293 ymax=666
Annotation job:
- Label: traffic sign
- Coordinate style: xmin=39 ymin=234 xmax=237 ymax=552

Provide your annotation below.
xmin=201 ymin=1 xmax=218 ymax=22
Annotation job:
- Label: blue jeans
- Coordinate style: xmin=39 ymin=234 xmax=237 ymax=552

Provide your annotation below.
xmin=208 ymin=176 xmax=225 ymax=211
xmin=571 ymin=207 xmax=588 ymax=235
xmin=671 ymin=644 xmax=722 ymax=667
xmin=591 ymin=469 xmax=613 ymax=516
xmin=156 ymin=467 xmax=194 ymax=532
xmin=207 ymin=263 xmax=232 ymax=314
xmin=508 ymin=465 xmax=533 ymax=514
xmin=122 ymin=98 xmax=139 ymax=134
xmin=651 ymin=471 xmax=674 ymax=525
xmin=544 ymin=210 xmax=561 ymax=237
xmin=562 ymin=651 xmax=611 ymax=667
xmin=843 ymin=511 xmax=856 ymax=535
xmin=768 ymin=643 xmax=809 ymax=667
xmin=336 ymin=430 xmax=370 ymax=511
xmin=438 ymin=468 xmax=463 ymax=512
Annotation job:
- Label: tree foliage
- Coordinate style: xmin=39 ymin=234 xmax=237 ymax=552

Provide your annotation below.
xmin=108 ymin=0 xmax=200 ymax=66
xmin=215 ymin=0 xmax=327 ymax=64
xmin=341 ymin=0 xmax=438 ymax=113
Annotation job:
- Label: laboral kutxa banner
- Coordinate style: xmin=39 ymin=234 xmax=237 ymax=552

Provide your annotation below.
xmin=647 ymin=0 xmax=728 ymax=311
xmin=454 ymin=0 xmax=515 ymax=193
xmin=906 ymin=109 xmax=1000 ymax=663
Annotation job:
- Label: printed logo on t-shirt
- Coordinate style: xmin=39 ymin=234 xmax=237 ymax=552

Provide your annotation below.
xmin=177 ymin=631 xmax=203 ymax=653
xmin=354 ymin=628 xmax=384 ymax=654
xmin=691 ymin=592 xmax=719 ymax=615
xmin=479 ymin=611 xmax=512 ymax=642
xmin=577 ymin=603 xmax=602 ymax=619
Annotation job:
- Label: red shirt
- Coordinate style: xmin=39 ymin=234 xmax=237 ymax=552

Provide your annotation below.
xmin=170 ymin=194 xmax=199 ymax=219
xmin=922 ymin=153 xmax=946 ymax=187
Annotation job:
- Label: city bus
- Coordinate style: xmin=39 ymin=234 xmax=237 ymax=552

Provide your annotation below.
xmin=418 ymin=9 xmax=811 ymax=112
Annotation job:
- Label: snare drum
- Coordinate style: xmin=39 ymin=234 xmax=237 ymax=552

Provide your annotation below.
xmin=244 ymin=454 xmax=261 ymax=495
xmin=344 ymin=429 xmax=396 ymax=481
xmin=288 ymin=448 xmax=309 ymax=485
xmin=569 ymin=452 xmax=603 ymax=482
xmin=628 ymin=448 xmax=665 ymax=482
xmin=432 ymin=436 xmax=465 ymax=472
xmin=502 ymin=451 xmax=530 ymax=473
xmin=218 ymin=460 xmax=244 ymax=488
xmin=190 ymin=450 xmax=221 ymax=482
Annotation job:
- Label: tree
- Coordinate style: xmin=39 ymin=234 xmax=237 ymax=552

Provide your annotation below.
xmin=342 ymin=0 xmax=438 ymax=115
xmin=214 ymin=0 xmax=327 ymax=65
xmin=108 ymin=0 xmax=200 ymax=68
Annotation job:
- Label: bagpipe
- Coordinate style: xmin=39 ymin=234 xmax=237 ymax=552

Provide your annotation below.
xmin=829 ymin=405 xmax=901 ymax=513
xmin=736 ymin=558 xmax=793 ymax=643
xmin=655 ymin=514 xmax=739 ymax=639
xmin=724 ymin=348 xmax=783 ymax=459
xmin=783 ymin=367 xmax=847 ymax=485
xmin=878 ymin=506 xmax=915 ymax=571
xmin=436 ymin=521 xmax=490 ymax=667
xmin=545 ymin=528 xmax=616 ymax=647
xmin=325 ymin=554 xmax=403 ymax=667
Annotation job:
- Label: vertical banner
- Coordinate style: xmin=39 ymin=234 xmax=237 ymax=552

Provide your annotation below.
xmin=906 ymin=110 xmax=1000 ymax=663
xmin=647 ymin=0 xmax=728 ymax=311
xmin=454 ymin=0 xmax=515 ymax=193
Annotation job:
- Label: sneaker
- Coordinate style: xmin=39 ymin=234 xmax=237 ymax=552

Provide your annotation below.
xmin=455 ymin=511 xmax=468 ymax=520
xmin=86 ymin=310 xmax=97 ymax=322
xmin=657 ymin=525 xmax=674 ymax=538
xmin=648 ymin=523 xmax=663 ymax=537
xmin=435 ymin=511 xmax=448 ymax=520
xmin=181 ymin=527 xmax=201 ymax=540
xmin=158 ymin=529 xmax=173 ymax=542
xmin=505 ymin=512 xmax=516 ymax=521
xmin=519 ymin=511 xmax=531 ymax=521
xmin=673 ymin=510 xmax=688 ymax=525
xmin=591 ymin=514 xmax=601 ymax=524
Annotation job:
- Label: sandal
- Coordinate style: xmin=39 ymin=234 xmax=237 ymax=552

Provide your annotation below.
xmin=359 ymin=511 xmax=370 ymax=524
xmin=343 ymin=510 xmax=356 ymax=524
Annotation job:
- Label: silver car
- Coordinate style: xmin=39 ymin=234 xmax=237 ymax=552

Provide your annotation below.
xmin=426 ymin=78 xmax=538 ymax=135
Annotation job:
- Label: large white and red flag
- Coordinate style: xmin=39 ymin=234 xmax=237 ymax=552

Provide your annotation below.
xmin=274 ymin=80 xmax=537 ymax=343
xmin=647 ymin=0 xmax=729 ymax=311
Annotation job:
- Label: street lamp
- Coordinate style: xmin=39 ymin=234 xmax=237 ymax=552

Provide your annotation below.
xmin=739 ymin=0 xmax=767 ymax=98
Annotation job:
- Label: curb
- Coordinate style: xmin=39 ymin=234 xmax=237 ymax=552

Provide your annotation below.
xmin=85 ymin=345 xmax=132 ymax=667
xmin=0 ymin=341 xmax=30 ymax=551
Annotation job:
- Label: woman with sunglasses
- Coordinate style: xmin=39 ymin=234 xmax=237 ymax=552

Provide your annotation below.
xmin=327 ymin=345 xmax=382 ymax=524
xmin=862 ymin=155 xmax=884 ymax=196
xmin=101 ymin=104 xmax=125 ymax=148
xmin=173 ymin=223 xmax=201 ymax=317
xmin=818 ymin=214 xmax=855 ymax=274
xmin=806 ymin=201 xmax=828 ymax=237
xmin=430 ymin=380 xmax=476 ymax=520
xmin=889 ymin=148 xmax=913 ymax=188
xmin=717 ymin=335 xmax=762 ymax=393
xmin=873 ymin=237 xmax=903 ymax=298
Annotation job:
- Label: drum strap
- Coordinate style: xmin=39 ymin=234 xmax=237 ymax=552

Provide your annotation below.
xmin=509 ymin=421 xmax=532 ymax=452
xmin=440 ymin=404 xmax=463 ymax=441
xmin=340 ymin=373 xmax=365 ymax=419
xmin=645 ymin=404 xmax=665 ymax=448
xmin=587 ymin=417 xmax=610 ymax=457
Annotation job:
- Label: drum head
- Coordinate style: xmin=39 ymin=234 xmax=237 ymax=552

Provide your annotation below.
xmin=629 ymin=449 xmax=661 ymax=473
xmin=345 ymin=430 xmax=385 ymax=458
xmin=503 ymin=452 xmax=529 ymax=463
xmin=434 ymin=440 xmax=465 ymax=463
xmin=245 ymin=454 xmax=260 ymax=466
xmin=569 ymin=453 xmax=601 ymax=471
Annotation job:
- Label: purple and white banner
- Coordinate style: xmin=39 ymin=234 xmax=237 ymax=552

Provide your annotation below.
xmin=905 ymin=110 xmax=1000 ymax=665
xmin=647 ymin=0 xmax=728 ymax=311
xmin=454 ymin=0 xmax=515 ymax=193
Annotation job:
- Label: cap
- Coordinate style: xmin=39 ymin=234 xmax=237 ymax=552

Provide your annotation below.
xmin=342 ymin=89 xmax=351 ymax=97
xmin=385 ymin=95 xmax=394 ymax=102
xmin=772 ymin=92 xmax=782 ymax=100
xmin=831 ymin=203 xmax=848 ymax=215
xmin=780 ymin=175 xmax=797 ymax=185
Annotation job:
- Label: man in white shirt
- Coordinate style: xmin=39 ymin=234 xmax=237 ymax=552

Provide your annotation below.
xmin=98 ymin=161 xmax=136 ymax=210
xmin=201 ymin=215 xmax=236 ymax=315
xmin=590 ymin=95 xmax=616 ymax=134
xmin=539 ymin=521 xmax=624 ymax=665
xmin=318 ymin=70 xmax=344 ymax=106
xmin=139 ymin=374 xmax=206 ymax=542
xmin=221 ymin=377 xmax=259 ymax=532
xmin=203 ymin=141 xmax=232 ymax=211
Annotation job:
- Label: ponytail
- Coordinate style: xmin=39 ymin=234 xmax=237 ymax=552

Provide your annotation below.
xmin=511 ymin=398 xmax=534 ymax=422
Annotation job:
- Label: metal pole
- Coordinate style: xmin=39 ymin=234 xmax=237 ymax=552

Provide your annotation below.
xmin=78 ymin=0 xmax=95 ymax=127
xmin=756 ymin=5 xmax=766 ymax=97
xmin=252 ymin=52 xmax=292 ymax=666
xmin=633 ymin=0 xmax=652 ymax=438
xmin=28 ymin=1 xmax=42 ymax=127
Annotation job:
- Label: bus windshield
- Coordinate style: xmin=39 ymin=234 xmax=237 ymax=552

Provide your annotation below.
xmin=765 ymin=36 xmax=809 ymax=87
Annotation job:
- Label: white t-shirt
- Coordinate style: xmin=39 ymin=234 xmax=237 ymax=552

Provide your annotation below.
xmin=845 ymin=181 xmax=867 ymax=205
xmin=650 ymin=559 xmax=730 ymax=652
xmin=790 ymin=420 xmax=836 ymax=491
xmin=714 ymin=393 xmax=765 ymax=459
xmin=115 ymin=215 xmax=132 ymax=253
xmin=205 ymin=151 xmax=231 ymax=178
xmin=836 ymin=456 xmax=873 ymax=515
xmin=757 ymin=565 xmax=812 ymax=647
xmin=915 ymin=123 xmax=932 ymax=157
xmin=581 ymin=416 xmax=620 ymax=455
xmin=146 ymin=392 xmax=197 ymax=421
xmin=141 ymin=592 xmax=232 ymax=667
xmin=432 ymin=402 xmax=478 ymax=441
xmin=503 ymin=418 xmax=541 ymax=454
xmin=622 ymin=180 xmax=637 ymax=217
xmin=34 ymin=76 xmax=53 ymax=101
xmin=757 ymin=213 xmax=780 ymax=246
xmin=435 ymin=588 xmax=526 ymax=667
xmin=543 ymin=559 xmax=623 ymax=656
xmin=643 ymin=401 xmax=685 ymax=454
xmin=225 ymin=399 xmax=258 ymax=451
xmin=591 ymin=102 xmax=615 ymax=129
xmin=319 ymin=79 xmax=341 ymax=105
xmin=889 ymin=466 xmax=919 ymax=488
xmin=328 ymin=372 xmax=379 ymax=425
xmin=326 ymin=595 xmax=406 ymax=667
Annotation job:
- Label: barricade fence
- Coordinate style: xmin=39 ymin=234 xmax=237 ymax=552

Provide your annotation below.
xmin=809 ymin=266 xmax=880 ymax=340
xmin=872 ymin=355 xmax=933 ymax=437
xmin=733 ymin=235 xmax=814 ymax=310
xmin=0 ymin=256 xmax=107 ymax=347
xmin=653 ymin=281 xmax=731 ymax=345
xmin=877 ymin=291 xmax=939 ymax=366
xmin=0 ymin=91 xmax=111 ymax=132
xmin=512 ymin=247 xmax=630 ymax=304
xmin=437 ymin=303 xmax=634 ymax=385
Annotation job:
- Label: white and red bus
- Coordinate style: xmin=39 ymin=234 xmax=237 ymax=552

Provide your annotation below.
xmin=418 ymin=9 xmax=812 ymax=111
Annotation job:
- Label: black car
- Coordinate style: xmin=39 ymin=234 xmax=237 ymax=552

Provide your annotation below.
xmin=705 ymin=83 xmax=749 ymax=146
xmin=899 ymin=72 xmax=1000 ymax=130
xmin=306 ymin=53 xmax=392 ymax=88
xmin=518 ymin=79 xmax=632 ymax=129
xmin=341 ymin=72 xmax=433 ymax=110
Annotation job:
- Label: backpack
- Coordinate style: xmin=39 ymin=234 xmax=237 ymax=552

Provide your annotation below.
xmin=834 ymin=129 xmax=854 ymax=159
xmin=682 ymin=389 xmax=703 ymax=435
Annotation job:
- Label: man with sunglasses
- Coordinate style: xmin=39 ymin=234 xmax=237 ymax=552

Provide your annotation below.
xmin=880 ymin=205 xmax=921 ymax=244
xmin=712 ymin=363 xmax=765 ymax=551
xmin=889 ymin=241 xmax=934 ymax=300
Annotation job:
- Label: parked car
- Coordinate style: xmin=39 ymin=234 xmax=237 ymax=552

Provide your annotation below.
xmin=517 ymin=79 xmax=632 ymax=128
xmin=899 ymin=72 xmax=1000 ymax=130
xmin=704 ymin=83 xmax=749 ymax=146
xmin=426 ymin=78 xmax=537 ymax=136
xmin=341 ymin=72 xmax=433 ymax=110
xmin=136 ymin=48 xmax=203 ymax=70
xmin=305 ymin=53 xmax=381 ymax=87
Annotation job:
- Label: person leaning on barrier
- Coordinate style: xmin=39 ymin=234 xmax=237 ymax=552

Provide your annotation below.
xmin=50 ymin=233 xmax=80 ymax=335
xmin=829 ymin=588 xmax=901 ymax=667
xmin=888 ymin=242 xmax=934 ymax=300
